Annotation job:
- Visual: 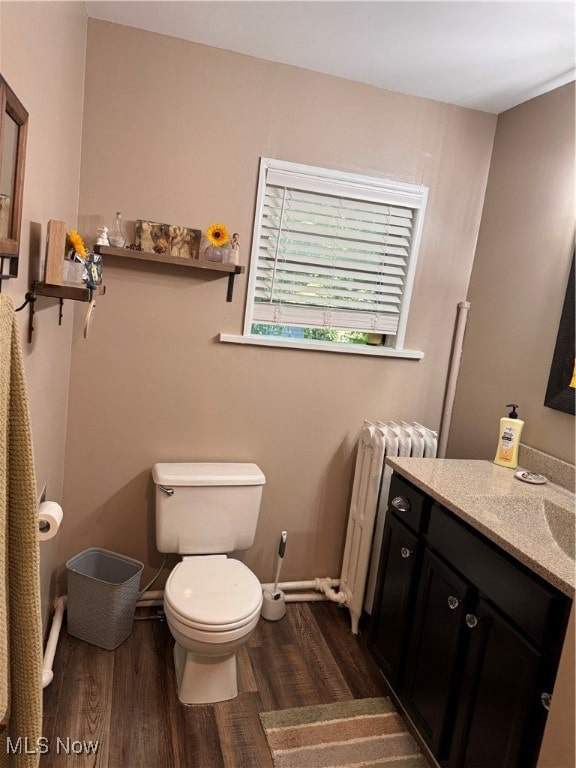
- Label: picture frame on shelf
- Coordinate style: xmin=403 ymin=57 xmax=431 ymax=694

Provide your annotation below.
xmin=134 ymin=219 xmax=200 ymax=259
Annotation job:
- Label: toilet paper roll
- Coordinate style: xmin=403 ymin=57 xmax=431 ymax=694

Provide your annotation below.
xmin=38 ymin=501 xmax=63 ymax=541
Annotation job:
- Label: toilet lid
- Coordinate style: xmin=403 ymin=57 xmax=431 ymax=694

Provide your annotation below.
xmin=165 ymin=558 xmax=262 ymax=629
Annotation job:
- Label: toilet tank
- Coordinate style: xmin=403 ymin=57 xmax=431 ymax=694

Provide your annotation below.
xmin=152 ymin=463 xmax=266 ymax=554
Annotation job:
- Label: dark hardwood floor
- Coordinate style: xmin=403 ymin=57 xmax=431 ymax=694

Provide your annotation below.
xmin=41 ymin=601 xmax=390 ymax=768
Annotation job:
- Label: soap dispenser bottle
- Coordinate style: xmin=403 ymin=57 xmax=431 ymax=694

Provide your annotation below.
xmin=494 ymin=404 xmax=524 ymax=468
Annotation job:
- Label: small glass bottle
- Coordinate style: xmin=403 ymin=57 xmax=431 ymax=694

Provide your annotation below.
xmin=109 ymin=211 xmax=126 ymax=247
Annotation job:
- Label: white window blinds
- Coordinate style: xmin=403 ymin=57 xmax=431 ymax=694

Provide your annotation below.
xmin=246 ymin=159 xmax=428 ymax=349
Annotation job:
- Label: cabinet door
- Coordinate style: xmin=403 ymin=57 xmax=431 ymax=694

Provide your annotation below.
xmin=447 ymin=597 xmax=543 ymax=768
xmin=370 ymin=513 xmax=419 ymax=687
xmin=402 ymin=548 xmax=470 ymax=755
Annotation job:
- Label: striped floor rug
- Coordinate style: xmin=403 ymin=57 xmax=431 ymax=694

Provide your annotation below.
xmin=259 ymin=697 xmax=429 ymax=768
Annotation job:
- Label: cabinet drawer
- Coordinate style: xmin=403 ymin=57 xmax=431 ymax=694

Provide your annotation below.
xmin=427 ymin=504 xmax=558 ymax=646
xmin=387 ymin=474 xmax=429 ymax=534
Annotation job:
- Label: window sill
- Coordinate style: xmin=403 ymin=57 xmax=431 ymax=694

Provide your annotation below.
xmin=219 ymin=333 xmax=424 ymax=359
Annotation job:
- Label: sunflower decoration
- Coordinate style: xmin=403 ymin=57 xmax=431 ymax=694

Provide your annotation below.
xmin=67 ymin=229 xmax=87 ymax=260
xmin=206 ymin=223 xmax=230 ymax=247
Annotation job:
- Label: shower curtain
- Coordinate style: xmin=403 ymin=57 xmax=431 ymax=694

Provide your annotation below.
xmin=0 ymin=295 xmax=42 ymax=768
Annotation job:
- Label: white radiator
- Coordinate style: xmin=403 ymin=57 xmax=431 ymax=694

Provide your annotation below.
xmin=339 ymin=421 xmax=437 ymax=634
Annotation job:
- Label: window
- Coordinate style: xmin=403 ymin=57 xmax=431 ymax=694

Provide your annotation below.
xmin=224 ymin=158 xmax=428 ymax=357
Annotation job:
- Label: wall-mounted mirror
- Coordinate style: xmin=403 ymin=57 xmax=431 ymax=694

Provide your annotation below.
xmin=544 ymin=252 xmax=575 ymax=415
xmin=0 ymin=74 xmax=28 ymax=287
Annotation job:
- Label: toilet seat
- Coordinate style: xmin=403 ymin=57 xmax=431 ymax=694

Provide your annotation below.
xmin=164 ymin=557 xmax=262 ymax=632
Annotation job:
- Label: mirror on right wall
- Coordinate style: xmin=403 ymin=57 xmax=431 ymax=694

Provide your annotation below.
xmin=544 ymin=251 xmax=575 ymax=415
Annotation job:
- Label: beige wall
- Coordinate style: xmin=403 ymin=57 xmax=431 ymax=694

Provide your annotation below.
xmin=0 ymin=1 xmax=87 ymax=630
xmin=448 ymin=84 xmax=575 ymax=463
xmin=60 ymin=20 xmax=496 ymax=587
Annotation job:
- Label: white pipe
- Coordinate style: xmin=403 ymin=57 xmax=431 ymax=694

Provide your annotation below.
xmin=284 ymin=592 xmax=327 ymax=602
xmin=42 ymin=595 xmax=67 ymax=688
xmin=438 ymin=301 xmax=471 ymax=458
xmin=136 ymin=588 xmax=328 ymax=606
xmin=261 ymin=577 xmax=346 ymax=605
xmin=136 ymin=598 xmax=164 ymax=607
xmin=317 ymin=577 xmax=347 ymax=604
xmin=261 ymin=580 xmax=316 ymax=591
xmin=136 ymin=590 xmax=165 ymax=607
xmin=140 ymin=590 xmax=164 ymax=600
xmin=137 ymin=578 xmax=345 ymax=610
xmin=260 ymin=578 xmax=340 ymax=592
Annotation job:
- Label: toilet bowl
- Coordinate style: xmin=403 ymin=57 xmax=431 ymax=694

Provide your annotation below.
xmin=164 ymin=555 xmax=263 ymax=704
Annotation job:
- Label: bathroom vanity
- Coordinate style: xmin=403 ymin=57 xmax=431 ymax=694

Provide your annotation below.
xmin=369 ymin=458 xmax=574 ymax=768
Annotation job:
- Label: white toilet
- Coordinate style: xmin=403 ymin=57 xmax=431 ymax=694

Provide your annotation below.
xmin=152 ymin=462 xmax=265 ymax=704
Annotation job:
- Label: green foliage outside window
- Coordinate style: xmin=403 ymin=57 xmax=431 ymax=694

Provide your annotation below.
xmin=251 ymin=324 xmax=369 ymax=345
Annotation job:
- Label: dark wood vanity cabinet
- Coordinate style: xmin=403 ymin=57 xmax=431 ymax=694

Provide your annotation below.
xmin=369 ymin=473 xmax=572 ymax=768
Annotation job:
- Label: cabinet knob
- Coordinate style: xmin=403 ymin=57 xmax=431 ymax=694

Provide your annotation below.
xmin=400 ymin=547 xmax=413 ymax=559
xmin=541 ymin=692 xmax=552 ymax=711
xmin=465 ymin=613 xmax=478 ymax=629
xmin=447 ymin=596 xmax=460 ymax=610
xmin=391 ymin=496 xmax=411 ymax=513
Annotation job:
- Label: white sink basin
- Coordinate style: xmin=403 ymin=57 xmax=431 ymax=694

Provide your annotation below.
xmin=475 ymin=495 xmax=575 ymax=561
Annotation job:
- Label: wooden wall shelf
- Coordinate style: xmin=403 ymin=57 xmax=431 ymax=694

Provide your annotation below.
xmin=16 ymin=282 xmax=106 ymax=343
xmin=35 ymin=282 xmax=106 ymax=302
xmin=95 ymin=245 xmax=245 ymax=302
xmin=15 ymin=218 xmax=108 ymax=341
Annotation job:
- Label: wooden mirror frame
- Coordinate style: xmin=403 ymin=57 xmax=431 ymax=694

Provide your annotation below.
xmin=544 ymin=252 xmax=575 ymax=415
xmin=0 ymin=75 xmax=28 ymax=282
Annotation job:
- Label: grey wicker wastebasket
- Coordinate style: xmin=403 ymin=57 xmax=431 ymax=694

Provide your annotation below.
xmin=66 ymin=547 xmax=144 ymax=650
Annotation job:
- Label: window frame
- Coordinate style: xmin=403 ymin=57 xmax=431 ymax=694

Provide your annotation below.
xmin=228 ymin=158 xmax=428 ymax=358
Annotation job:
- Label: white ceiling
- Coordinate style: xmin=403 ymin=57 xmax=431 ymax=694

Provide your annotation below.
xmin=85 ymin=1 xmax=576 ymax=114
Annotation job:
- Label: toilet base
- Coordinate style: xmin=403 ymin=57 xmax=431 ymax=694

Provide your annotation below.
xmin=173 ymin=642 xmax=238 ymax=704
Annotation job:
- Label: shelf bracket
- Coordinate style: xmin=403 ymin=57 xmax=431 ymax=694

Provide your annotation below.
xmin=226 ymin=273 xmax=235 ymax=302
xmin=226 ymin=267 xmax=242 ymax=302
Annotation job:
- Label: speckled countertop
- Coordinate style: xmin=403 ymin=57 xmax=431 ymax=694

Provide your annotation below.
xmin=387 ymin=457 xmax=575 ymax=598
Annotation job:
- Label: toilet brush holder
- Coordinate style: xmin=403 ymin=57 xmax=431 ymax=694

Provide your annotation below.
xmin=261 ymin=589 xmax=286 ymax=621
